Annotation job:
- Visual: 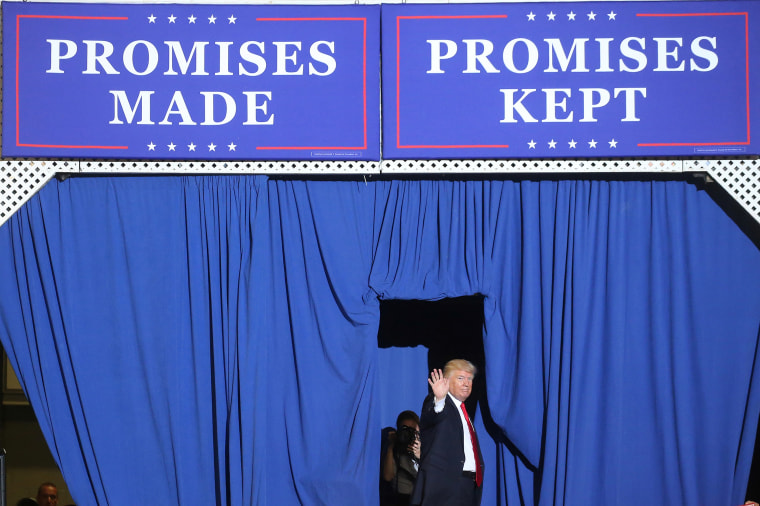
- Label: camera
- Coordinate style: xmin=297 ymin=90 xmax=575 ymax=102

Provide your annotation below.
xmin=395 ymin=425 xmax=419 ymax=456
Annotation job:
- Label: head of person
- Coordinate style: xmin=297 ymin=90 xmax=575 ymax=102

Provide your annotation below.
xmin=394 ymin=410 xmax=420 ymax=453
xmin=443 ymin=359 xmax=477 ymax=403
xmin=36 ymin=482 xmax=58 ymax=506
xmin=396 ymin=410 xmax=420 ymax=432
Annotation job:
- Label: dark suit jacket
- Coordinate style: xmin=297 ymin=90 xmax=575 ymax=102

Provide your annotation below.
xmin=410 ymin=394 xmax=484 ymax=506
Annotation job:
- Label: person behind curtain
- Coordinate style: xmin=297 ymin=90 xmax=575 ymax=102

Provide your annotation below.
xmin=411 ymin=359 xmax=484 ymax=506
xmin=36 ymin=482 xmax=58 ymax=506
xmin=382 ymin=410 xmax=421 ymax=506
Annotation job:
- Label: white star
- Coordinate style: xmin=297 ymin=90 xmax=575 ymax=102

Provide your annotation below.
xmin=188 ymin=143 xmax=197 ymax=152
xmin=228 ymin=142 xmax=237 ymax=151
xmin=147 ymin=142 xmax=156 ymax=151
xmin=208 ymin=143 xmax=217 ymax=152
xmin=548 ymin=139 xmax=557 ymax=149
xmin=208 ymin=14 xmax=217 ymax=24
xmin=527 ymin=11 xmax=536 ymax=21
xmin=568 ymin=139 xmax=577 ymax=149
xmin=587 ymin=11 xmax=597 ymax=21
xmin=568 ymin=11 xmax=577 ymax=21
xmin=228 ymin=15 xmax=237 ymax=24
xmin=168 ymin=142 xmax=176 ymax=151
xmin=148 ymin=14 xmax=156 ymax=23
xmin=608 ymin=11 xmax=617 ymax=20
xmin=547 ymin=11 xmax=556 ymax=21
xmin=188 ymin=14 xmax=197 ymax=24
xmin=168 ymin=14 xmax=176 ymax=23
xmin=588 ymin=139 xmax=598 ymax=148
xmin=528 ymin=140 xmax=537 ymax=149
xmin=609 ymin=139 xmax=618 ymax=148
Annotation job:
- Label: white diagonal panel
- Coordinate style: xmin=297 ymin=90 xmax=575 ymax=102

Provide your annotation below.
xmin=685 ymin=159 xmax=760 ymax=226
xmin=0 ymin=161 xmax=66 ymax=228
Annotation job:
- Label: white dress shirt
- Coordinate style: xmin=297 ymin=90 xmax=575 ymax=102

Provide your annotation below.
xmin=433 ymin=392 xmax=477 ymax=472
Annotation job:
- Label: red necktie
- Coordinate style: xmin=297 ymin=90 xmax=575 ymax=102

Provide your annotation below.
xmin=460 ymin=402 xmax=483 ymax=487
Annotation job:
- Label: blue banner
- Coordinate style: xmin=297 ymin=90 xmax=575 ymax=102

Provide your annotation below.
xmin=382 ymin=1 xmax=760 ymax=159
xmin=3 ymin=2 xmax=380 ymax=160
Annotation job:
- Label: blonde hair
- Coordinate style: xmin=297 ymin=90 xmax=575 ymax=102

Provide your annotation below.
xmin=443 ymin=359 xmax=477 ymax=378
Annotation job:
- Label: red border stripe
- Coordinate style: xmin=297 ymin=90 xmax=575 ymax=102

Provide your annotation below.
xmin=15 ymin=15 xmax=369 ymax=153
xmin=16 ymin=14 xmax=129 ymax=150
xmin=635 ymin=12 xmax=750 ymax=147
xmin=396 ymin=15 xmax=509 ymax=149
xmin=255 ymin=17 xmax=369 ymax=151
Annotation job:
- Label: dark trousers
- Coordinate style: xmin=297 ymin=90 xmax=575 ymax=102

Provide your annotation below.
xmin=452 ymin=474 xmax=479 ymax=506
xmin=417 ymin=475 xmax=479 ymax=506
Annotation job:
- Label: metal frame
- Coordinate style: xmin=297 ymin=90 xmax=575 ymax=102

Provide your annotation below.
xmin=2 ymin=158 xmax=760 ymax=229
xmin=0 ymin=1 xmax=758 ymax=229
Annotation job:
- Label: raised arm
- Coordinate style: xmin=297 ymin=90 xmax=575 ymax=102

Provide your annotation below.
xmin=428 ymin=368 xmax=449 ymax=402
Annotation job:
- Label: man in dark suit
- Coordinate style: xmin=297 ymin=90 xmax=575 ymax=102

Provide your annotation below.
xmin=411 ymin=359 xmax=484 ymax=506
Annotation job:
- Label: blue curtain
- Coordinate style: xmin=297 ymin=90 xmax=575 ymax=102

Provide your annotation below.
xmin=1 ymin=177 xmax=759 ymax=505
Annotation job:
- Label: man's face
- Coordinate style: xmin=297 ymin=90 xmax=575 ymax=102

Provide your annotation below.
xmin=447 ymin=369 xmax=474 ymax=403
xmin=37 ymin=485 xmax=58 ymax=506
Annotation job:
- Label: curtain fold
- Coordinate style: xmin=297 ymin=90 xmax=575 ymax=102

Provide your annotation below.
xmin=1 ymin=176 xmax=759 ymax=506
xmin=368 ymin=179 xmax=760 ymax=506
xmin=257 ymin=179 xmax=380 ymax=505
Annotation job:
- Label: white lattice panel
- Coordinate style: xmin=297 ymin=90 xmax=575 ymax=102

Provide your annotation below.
xmin=379 ymin=159 xmax=682 ymax=174
xmin=0 ymin=161 xmax=65 ymax=227
xmin=3 ymin=158 xmax=760 ymax=229
xmin=79 ymin=160 xmax=381 ymax=175
xmin=685 ymin=159 xmax=760 ymax=225
xmin=5 ymin=158 xmax=760 ymax=229
xmin=79 ymin=158 xmax=682 ymax=175
xmin=0 ymin=160 xmax=683 ymax=229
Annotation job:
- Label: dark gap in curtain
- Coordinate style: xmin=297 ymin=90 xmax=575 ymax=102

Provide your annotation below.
xmin=376 ymin=296 xmax=504 ymax=505
xmin=377 ymin=296 xmax=485 ymax=418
